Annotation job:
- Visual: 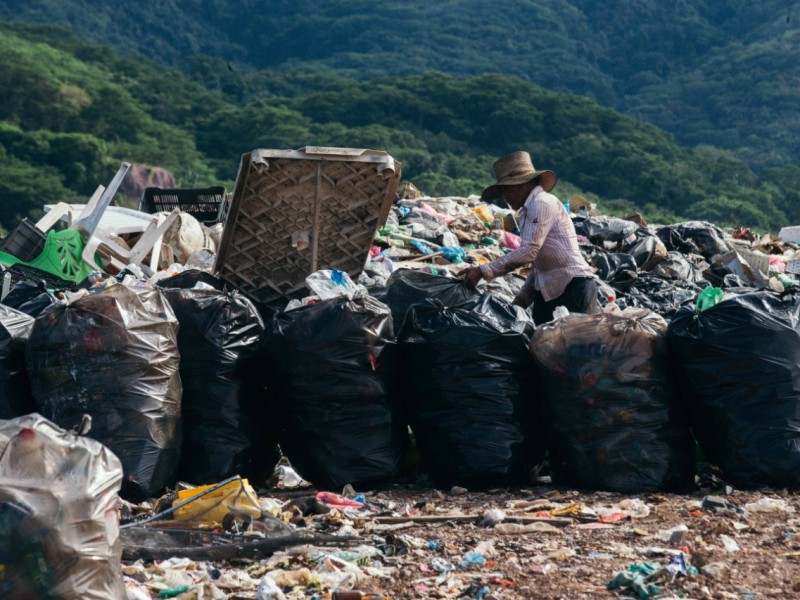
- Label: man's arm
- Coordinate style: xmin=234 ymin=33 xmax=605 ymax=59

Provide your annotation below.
xmin=479 ymin=198 xmax=557 ymax=282
xmin=512 ymin=269 xmax=536 ymax=308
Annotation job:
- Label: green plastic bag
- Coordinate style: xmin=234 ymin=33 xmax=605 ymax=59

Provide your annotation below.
xmin=695 ymin=287 xmax=724 ymax=312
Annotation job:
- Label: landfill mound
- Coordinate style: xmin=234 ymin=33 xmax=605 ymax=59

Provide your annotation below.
xmin=2 ymin=149 xmax=800 ymax=598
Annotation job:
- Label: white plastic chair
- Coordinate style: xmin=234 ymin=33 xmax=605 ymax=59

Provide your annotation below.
xmin=81 ymin=209 xmax=181 ymax=273
xmin=35 ymin=186 xmax=106 ymax=232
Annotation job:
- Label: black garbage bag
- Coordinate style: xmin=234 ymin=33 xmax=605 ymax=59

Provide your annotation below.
xmin=25 ymin=285 xmax=182 ymax=501
xmin=651 ymin=251 xmax=708 ymax=286
xmin=655 ymin=226 xmax=701 ymax=256
xmin=531 ymin=310 xmax=695 ymax=493
xmin=590 ymin=251 xmax=638 ymax=290
xmin=0 ymin=280 xmax=55 ymax=317
xmin=574 ymin=216 xmax=638 ymax=246
xmin=367 ymin=285 xmax=389 ymax=303
xmin=397 ymin=294 xmax=541 ymax=489
xmin=384 ymin=268 xmax=477 ymax=333
xmin=263 ymin=293 xmax=407 ymax=489
xmin=399 ymin=208 xmax=446 ymax=243
xmin=156 ymin=269 xmax=225 ymax=291
xmin=579 ymin=242 xmax=605 ymax=262
xmin=483 ymin=273 xmax=526 ymax=305
xmin=656 ymin=221 xmax=730 ymax=261
xmin=623 ymin=274 xmax=702 ymax=320
xmin=0 ymin=305 xmax=36 ymax=419
xmin=626 ymin=233 xmax=668 ymax=272
xmin=667 ymin=291 xmax=800 ymax=489
xmin=158 ymin=271 xmax=279 ymax=485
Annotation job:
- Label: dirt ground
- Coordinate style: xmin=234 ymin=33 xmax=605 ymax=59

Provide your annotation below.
xmin=355 ymin=486 xmax=800 ymax=600
xmin=122 ymin=478 xmax=800 ymax=600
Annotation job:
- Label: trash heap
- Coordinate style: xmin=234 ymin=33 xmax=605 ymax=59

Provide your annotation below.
xmin=2 ymin=149 xmax=800 ymax=597
xmin=1 ymin=163 xmax=800 ymax=498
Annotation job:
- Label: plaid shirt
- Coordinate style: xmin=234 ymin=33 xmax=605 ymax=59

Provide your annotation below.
xmin=479 ymin=186 xmax=594 ymax=302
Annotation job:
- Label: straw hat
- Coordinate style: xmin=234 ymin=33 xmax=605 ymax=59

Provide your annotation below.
xmin=480 ymin=151 xmax=557 ymax=202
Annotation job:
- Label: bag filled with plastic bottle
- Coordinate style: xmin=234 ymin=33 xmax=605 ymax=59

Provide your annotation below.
xmin=0 ymin=413 xmax=124 ymax=599
xmin=25 ymin=283 xmax=182 ymax=501
xmin=531 ymin=308 xmax=694 ymax=493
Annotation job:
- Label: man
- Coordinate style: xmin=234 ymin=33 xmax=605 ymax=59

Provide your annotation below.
xmin=462 ymin=151 xmax=597 ymax=324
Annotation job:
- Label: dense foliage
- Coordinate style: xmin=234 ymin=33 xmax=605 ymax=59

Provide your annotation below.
xmin=0 ymin=19 xmax=796 ymax=236
xmin=1 ymin=0 xmax=797 ymax=171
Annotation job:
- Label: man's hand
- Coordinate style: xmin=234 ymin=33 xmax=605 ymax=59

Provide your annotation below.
xmin=511 ymin=295 xmax=531 ymax=309
xmin=460 ymin=266 xmax=484 ymax=288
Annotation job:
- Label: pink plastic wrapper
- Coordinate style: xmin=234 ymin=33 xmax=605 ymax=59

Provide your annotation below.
xmin=770 ymin=256 xmax=786 ymax=273
xmin=415 ymin=204 xmax=455 ymax=225
xmin=316 ymin=491 xmax=366 ymax=510
xmin=501 ymin=231 xmax=522 ymax=250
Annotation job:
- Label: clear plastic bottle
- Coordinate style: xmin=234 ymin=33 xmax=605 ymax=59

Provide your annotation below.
xmin=255 ymin=576 xmax=286 ymax=600
xmin=4 ymin=427 xmax=47 ymax=478
xmin=603 ymin=294 xmax=621 ymax=314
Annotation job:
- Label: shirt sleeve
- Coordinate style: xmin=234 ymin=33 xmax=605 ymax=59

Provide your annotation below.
xmin=479 ymin=198 xmax=558 ymax=281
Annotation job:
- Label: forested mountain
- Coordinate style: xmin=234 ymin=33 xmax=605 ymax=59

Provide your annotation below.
xmin=1 ymin=19 xmax=797 ymax=236
xmin=1 ymin=0 xmax=798 ymax=170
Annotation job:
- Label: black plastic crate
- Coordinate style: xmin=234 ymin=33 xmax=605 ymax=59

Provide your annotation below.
xmin=0 ymin=219 xmax=46 ymax=262
xmin=216 ymin=192 xmax=232 ymax=226
xmin=140 ymin=186 xmax=227 ymax=225
xmin=2 ymin=263 xmax=77 ymax=292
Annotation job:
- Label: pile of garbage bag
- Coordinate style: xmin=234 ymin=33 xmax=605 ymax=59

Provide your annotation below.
xmin=7 ymin=151 xmax=800 ymax=598
xmin=2 ymin=157 xmax=800 ymax=500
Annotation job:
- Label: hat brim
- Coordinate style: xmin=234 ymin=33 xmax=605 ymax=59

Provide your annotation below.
xmin=480 ymin=170 xmax=557 ymax=204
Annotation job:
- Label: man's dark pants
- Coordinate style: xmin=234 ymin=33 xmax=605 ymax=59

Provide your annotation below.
xmin=531 ymin=276 xmax=598 ymax=325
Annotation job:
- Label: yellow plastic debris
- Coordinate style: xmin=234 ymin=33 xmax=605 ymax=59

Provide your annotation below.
xmin=473 ymin=205 xmax=494 ymax=224
xmin=549 ymin=502 xmax=584 ymax=517
xmin=172 ymin=478 xmax=263 ymax=522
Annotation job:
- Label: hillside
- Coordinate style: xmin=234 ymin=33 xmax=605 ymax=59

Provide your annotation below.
xmin=0 ymin=0 xmax=798 ymax=170
xmin=0 ymin=19 xmax=797 ymax=236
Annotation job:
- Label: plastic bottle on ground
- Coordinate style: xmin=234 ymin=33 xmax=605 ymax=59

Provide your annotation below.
xmin=255 ymin=576 xmax=286 ymax=600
